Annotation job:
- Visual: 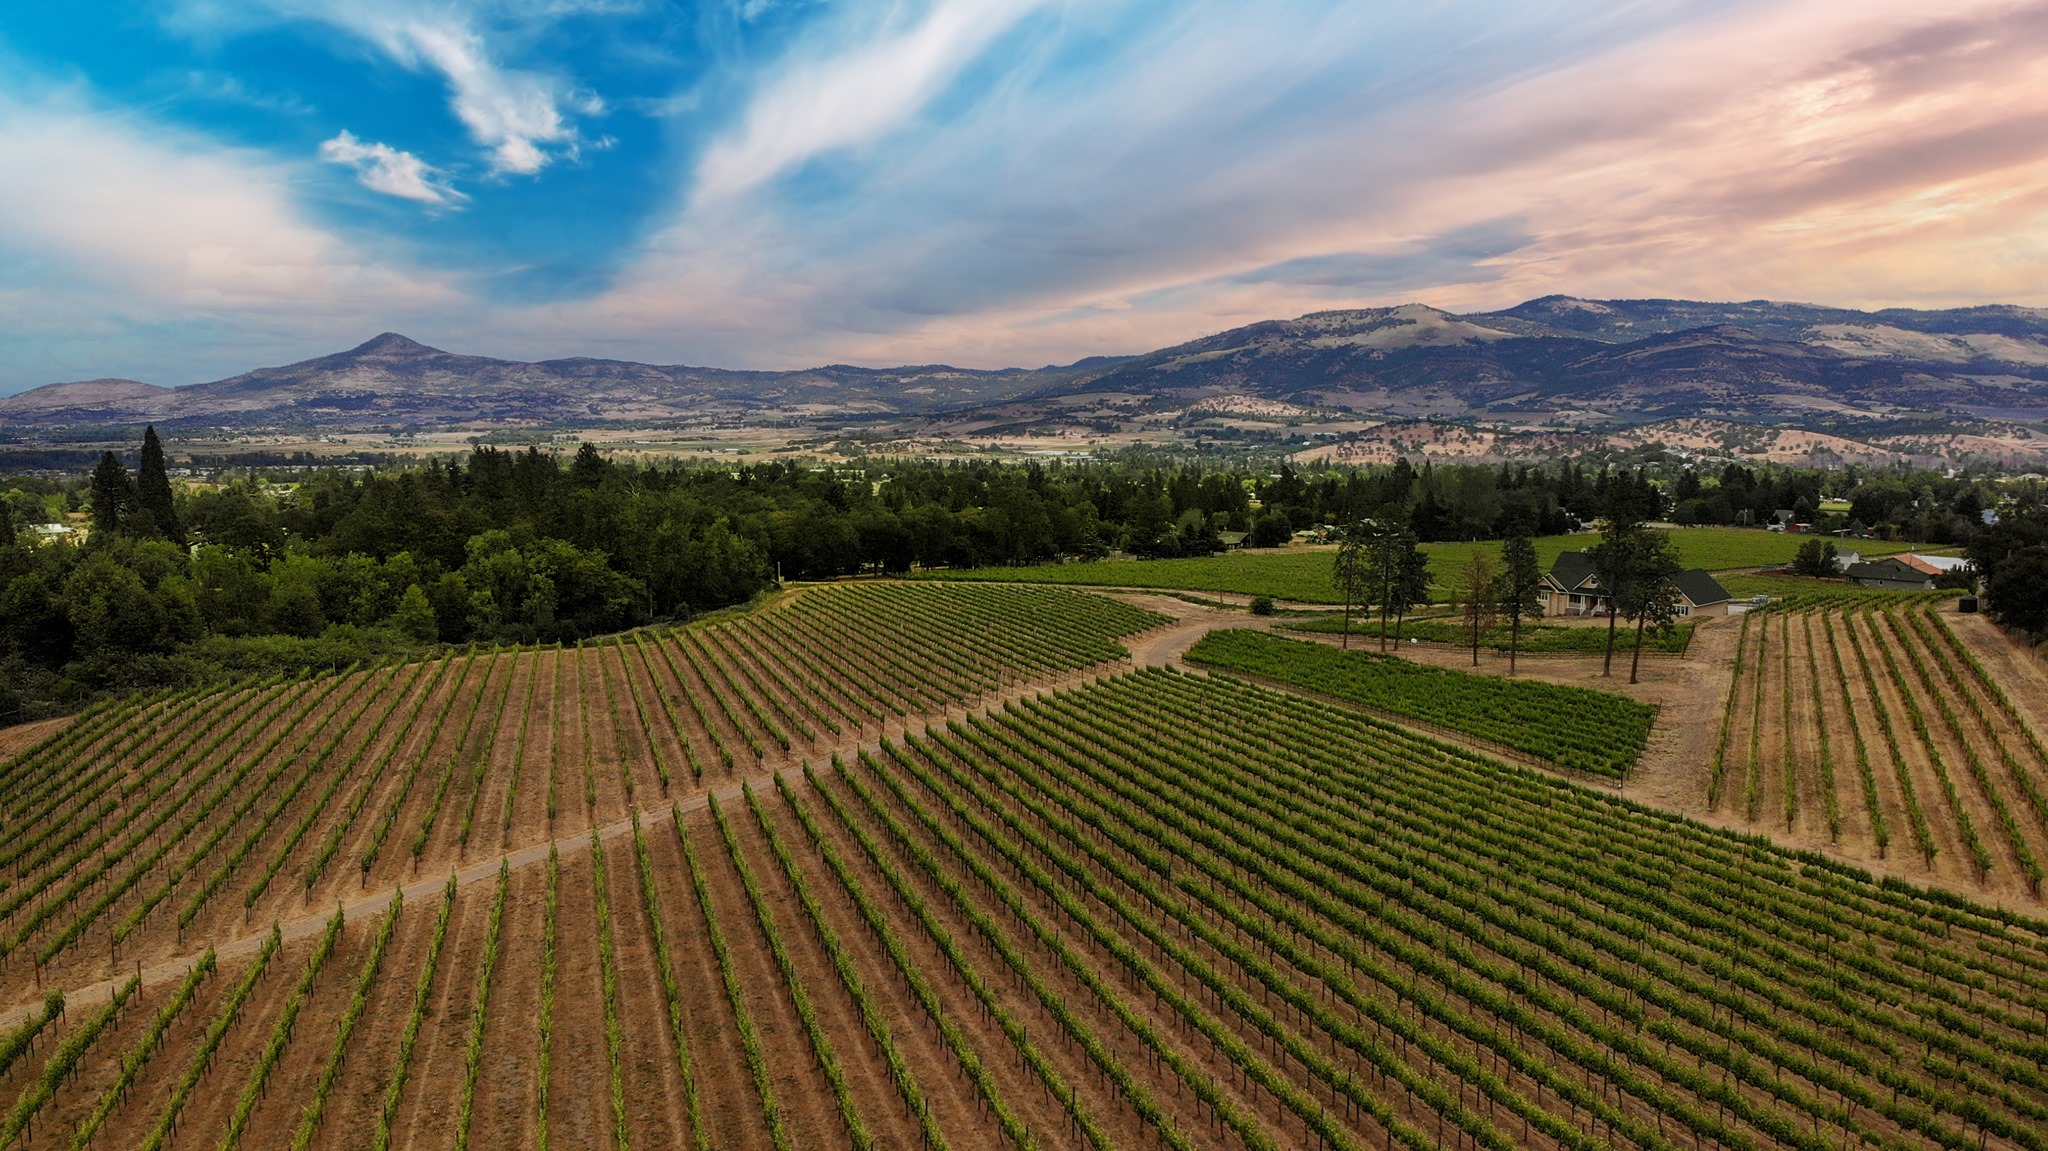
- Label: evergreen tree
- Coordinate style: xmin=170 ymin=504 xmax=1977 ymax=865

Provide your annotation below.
xmin=1388 ymin=532 xmax=1432 ymax=649
xmin=570 ymin=442 xmax=609 ymax=487
xmin=1588 ymin=519 xmax=1642 ymax=677
xmin=88 ymin=451 xmax=136 ymax=537
xmin=137 ymin=425 xmax=183 ymax=543
xmin=1331 ymin=520 xmax=1373 ymax=650
xmin=0 ymin=499 xmax=13 ymax=549
xmin=1615 ymin=531 xmax=1684 ymax=685
xmin=1493 ymin=533 xmax=1545 ymax=675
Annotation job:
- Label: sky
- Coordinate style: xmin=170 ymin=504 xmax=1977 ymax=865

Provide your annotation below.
xmin=1 ymin=0 xmax=2046 ymax=393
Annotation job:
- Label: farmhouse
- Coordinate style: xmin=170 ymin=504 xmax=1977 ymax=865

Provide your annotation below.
xmin=1540 ymin=551 xmax=1733 ymax=618
xmin=1844 ymin=555 xmax=1937 ymax=591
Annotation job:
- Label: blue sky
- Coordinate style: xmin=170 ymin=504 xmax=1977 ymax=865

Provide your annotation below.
xmin=1 ymin=0 xmax=2045 ymax=392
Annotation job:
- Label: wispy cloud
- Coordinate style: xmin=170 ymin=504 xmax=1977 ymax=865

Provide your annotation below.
xmin=0 ymin=80 xmax=456 ymax=388
xmin=10 ymin=0 xmax=2048 ymax=391
xmin=369 ymin=17 xmax=597 ymax=176
xmin=693 ymin=0 xmax=1049 ymax=202
xmin=319 ymin=130 xmax=462 ymax=203
xmin=167 ymin=0 xmax=600 ymax=176
xmin=562 ymin=0 xmax=2048 ymax=372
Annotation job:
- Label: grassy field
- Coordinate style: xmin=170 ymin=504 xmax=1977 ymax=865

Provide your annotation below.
xmin=1717 ymin=571 xmax=1960 ymax=608
xmin=922 ymin=527 xmax=1925 ymax=604
xmin=1284 ymin=613 xmax=1697 ymax=654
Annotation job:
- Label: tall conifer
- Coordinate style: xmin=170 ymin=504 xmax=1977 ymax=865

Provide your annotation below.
xmin=138 ymin=425 xmax=183 ymax=543
xmin=88 ymin=451 xmax=135 ymax=536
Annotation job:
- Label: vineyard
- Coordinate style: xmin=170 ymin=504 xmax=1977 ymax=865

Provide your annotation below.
xmin=1710 ymin=601 xmax=2048 ymax=899
xmin=1186 ymin=629 xmax=1658 ymax=777
xmin=0 ymin=582 xmax=1165 ymax=991
xmin=1 ymin=668 xmax=2046 ymax=1150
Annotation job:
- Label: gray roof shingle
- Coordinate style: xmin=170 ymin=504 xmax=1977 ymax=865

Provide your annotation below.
xmin=1669 ymin=569 xmax=1730 ymax=606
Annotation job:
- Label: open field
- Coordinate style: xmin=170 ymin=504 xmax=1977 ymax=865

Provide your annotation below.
xmin=924 ymin=527 xmax=1927 ymax=603
xmin=5 ymin=581 xmax=2048 ymax=1150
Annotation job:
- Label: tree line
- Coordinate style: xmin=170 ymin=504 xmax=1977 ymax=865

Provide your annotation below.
xmin=1 ymin=430 xmax=2041 ymax=721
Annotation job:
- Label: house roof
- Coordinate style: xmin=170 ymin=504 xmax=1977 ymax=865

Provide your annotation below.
xmin=1895 ymin=554 xmax=1944 ymax=576
xmin=1670 ymin=569 xmax=1729 ymax=606
xmin=1545 ymin=550 xmax=1600 ymax=592
xmin=1844 ymin=561 xmax=1930 ymax=584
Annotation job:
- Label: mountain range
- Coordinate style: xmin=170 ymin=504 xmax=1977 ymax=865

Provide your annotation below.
xmin=5 ymin=296 xmax=2048 ymax=435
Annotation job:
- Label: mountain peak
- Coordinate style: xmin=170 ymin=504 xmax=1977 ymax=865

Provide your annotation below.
xmin=348 ymin=332 xmax=439 ymax=356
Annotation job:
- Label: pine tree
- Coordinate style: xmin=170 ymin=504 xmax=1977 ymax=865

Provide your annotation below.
xmin=88 ymin=451 xmax=136 ymax=537
xmin=570 ymin=442 xmax=609 ymax=487
xmin=1494 ymin=534 xmax=1545 ymax=676
xmin=137 ymin=425 xmax=183 ymax=543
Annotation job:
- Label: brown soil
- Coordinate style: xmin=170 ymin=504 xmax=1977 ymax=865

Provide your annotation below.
xmin=284 ymin=894 xmax=436 ymax=1151
xmin=632 ymin=634 xmax=728 ymax=788
xmin=0 ymin=716 xmax=72 ymax=765
xmin=80 ymin=952 xmax=238 ymax=1150
xmin=579 ymin=645 xmax=641 ymax=821
xmin=354 ymin=654 xmax=498 ymax=893
xmin=595 ymin=829 xmax=692 ymax=1151
xmin=16 ymin=672 xmax=377 ymax=992
xmin=718 ymin=793 xmax=928 ymax=1151
xmin=655 ymin=630 xmax=761 ymax=774
xmin=546 ymin=849 xmax=612 ymax=1151
xmin=639 ymin=819 xmax=776 ymax=1151
xmin=855 ymin=749 xmax=1298 ymax=1149
xmin=807 ymin=765 xmax=1166 ymax=1150
xmin=613 ymin=639 xmax=696 ymax=796
xmin=787 ymin=772 xmax=1119 ymax=1150
xmin=466 ymin=864 xmax=546 ymax=1151
xmin=146 ymin=931 xmax=301 ymax=1149
xmin=440 ymin=651 xmax=535 ymax=866
xmin=206 ymin=917 xmax=378 ymax=1151
xmin=385 ymin=876 xmax=495 ymax=1151
xmin=683 ymin=806 xmax=853 ymax=1150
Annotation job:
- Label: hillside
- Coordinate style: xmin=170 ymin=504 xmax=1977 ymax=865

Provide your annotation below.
xmin=7 ymin=296 xmax=2048 ymax=437
xmin=0 ymin=333 xmax=1091 ymax=432
xmin=1010 ymin=298 xmax=2048 ymax=426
